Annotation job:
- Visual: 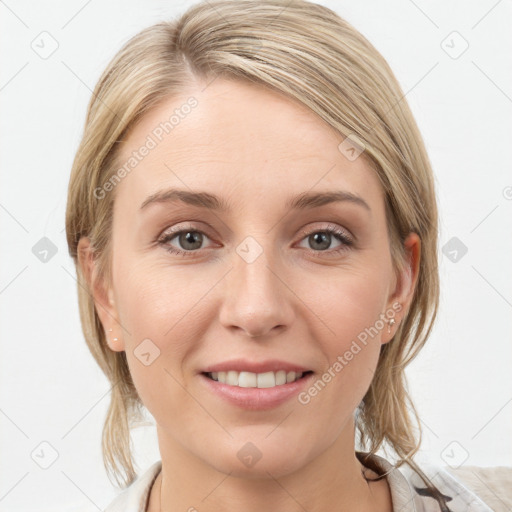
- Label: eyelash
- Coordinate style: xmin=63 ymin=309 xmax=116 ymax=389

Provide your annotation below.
xmin=156 ymin=223 xmax=354 ymax=258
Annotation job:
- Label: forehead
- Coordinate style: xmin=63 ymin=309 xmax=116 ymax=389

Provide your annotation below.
xmin=114 ymin=78 xmax=382 ymax=213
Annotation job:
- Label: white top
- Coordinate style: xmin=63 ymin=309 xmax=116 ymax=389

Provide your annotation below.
xmin=104 ymin=452 xmax=493 ymax=512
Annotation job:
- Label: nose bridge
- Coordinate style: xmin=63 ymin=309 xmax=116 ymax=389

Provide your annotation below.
xmin=236 ymin=235 xmax=279 ymax=293
xmin=219 ymin=234 xmax=293 ymax=337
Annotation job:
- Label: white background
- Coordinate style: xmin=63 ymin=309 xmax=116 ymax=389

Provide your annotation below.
xmin=1 ymin=0 xmax=511 ymax=510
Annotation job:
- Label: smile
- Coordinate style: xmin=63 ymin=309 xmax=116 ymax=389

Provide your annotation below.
xmin=204 ymin=370 xmax=311 ymax=388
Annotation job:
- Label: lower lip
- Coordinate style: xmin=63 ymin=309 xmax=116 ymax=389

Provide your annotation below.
xmin=199 ymin=372 xmax=314 ymax=410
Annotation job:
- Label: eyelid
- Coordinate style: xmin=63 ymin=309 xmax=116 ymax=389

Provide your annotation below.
xmin=298 ymin=222 xmax=354 ymax=244
xmin=157 ymin=223 xmax=351 ymax=244
xmin=157 ymin=220 xmax=213 ymax=238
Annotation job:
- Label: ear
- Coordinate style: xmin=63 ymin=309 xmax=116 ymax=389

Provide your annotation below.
xmin=381 ymin=232 xmax=421 ymax=344
xmin=77 ymin=237 xmax=125 ymax=352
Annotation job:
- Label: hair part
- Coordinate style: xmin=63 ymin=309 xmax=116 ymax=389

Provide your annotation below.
xmin=66 ymin=0 xmax=443 ymax=506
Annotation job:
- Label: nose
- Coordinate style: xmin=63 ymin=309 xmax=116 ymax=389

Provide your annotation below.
xmin=218 ymin=244 xmax=295 ymax=339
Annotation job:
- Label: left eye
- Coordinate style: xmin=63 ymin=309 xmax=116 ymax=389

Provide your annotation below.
xmin=296 ymin=227 xmax=352 ymax=252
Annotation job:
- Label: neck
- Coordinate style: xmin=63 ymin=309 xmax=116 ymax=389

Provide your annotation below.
xmin=147 ymin=420 xmax=391 ymax=512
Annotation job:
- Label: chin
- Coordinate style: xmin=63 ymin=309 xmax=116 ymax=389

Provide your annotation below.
xmin=199 ymin=435 xmax=312 ymax=480
xmin=213 ymin=454 xmax=305 ymax=480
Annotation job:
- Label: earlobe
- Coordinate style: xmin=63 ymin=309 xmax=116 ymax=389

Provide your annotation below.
xmin=105 ymin=327 xmax=124 ymax=352
xmin=380 ymin=304 xmax=401 ymax=345
xmin=77 ymin=237 xmax=125 ymax=352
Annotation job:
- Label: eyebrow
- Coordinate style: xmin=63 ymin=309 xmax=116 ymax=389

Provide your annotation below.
xmin=139 ymin=188 xmax=371 ymax=212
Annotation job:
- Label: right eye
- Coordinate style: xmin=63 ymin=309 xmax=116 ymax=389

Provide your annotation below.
xmin=157 ymin=225 xmax=215 ymax=257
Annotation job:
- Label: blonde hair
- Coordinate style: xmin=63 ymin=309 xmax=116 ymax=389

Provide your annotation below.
xmin=66 ymin=0 xmax=444 ymax=505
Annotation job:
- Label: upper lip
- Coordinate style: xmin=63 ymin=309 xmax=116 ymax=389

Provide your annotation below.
xmin=201 ymin=359 xmax=311 ymax=374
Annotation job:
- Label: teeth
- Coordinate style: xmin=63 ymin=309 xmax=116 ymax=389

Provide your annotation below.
xmin=275 ymin=370 xmax=287 ymax=385
xmin=226 ymin=370 xmax=239 ymax=386
xmin=208 ymin=370 xmax=305 ymax=388
xmin=257 ymin=371 xmax=275 ymax=388
xmin=238 ymin=371 xmax=256 ymax=387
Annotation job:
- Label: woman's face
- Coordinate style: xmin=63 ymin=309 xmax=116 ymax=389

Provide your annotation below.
xmin=88 ymin=78 xmax=418 ymax=478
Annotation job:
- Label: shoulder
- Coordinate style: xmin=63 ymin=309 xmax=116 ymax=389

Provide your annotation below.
xmin=104 ymin=460 xmax=162 ymax=512
xmin=357 ymin=452 xmax=494 ymax=512
xmin=399 ymin=460 xmax=495 ymax=511
xmin=443 ymin=464 xmax=512 ymax=512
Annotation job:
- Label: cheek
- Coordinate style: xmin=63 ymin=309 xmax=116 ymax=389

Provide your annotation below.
xmin=112 ymin=255 xmax=242 ymax=420
xmin=297 ymin=266 xmax=389 ymax=402
xmin=112 ymin=260 xmax=205 ymax=410
xmin=302 ymin=262 xmax=390 ymax=345
xmin=115 ymin=256 xmax=209 ymax=344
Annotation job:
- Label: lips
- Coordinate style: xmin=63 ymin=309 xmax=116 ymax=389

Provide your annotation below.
xmin=201 ymin=358 xmax=311 ymax=375
xmin=198 ymin=358 xmax=314 ymax=408
xmin=199 ymin=369 xmax=315 ymax=410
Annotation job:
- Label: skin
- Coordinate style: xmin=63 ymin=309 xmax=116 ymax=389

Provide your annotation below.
xmin=79 ymin=77 xmax=420 ymax=512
